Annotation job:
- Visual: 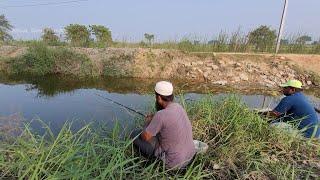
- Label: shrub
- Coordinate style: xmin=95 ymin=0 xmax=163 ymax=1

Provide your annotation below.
xmin=8 ymin=42 xmax=96 ymax=77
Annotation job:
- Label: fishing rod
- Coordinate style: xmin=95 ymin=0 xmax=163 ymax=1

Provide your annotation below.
xmin=95 ymin=93 xmax=146 ymax=117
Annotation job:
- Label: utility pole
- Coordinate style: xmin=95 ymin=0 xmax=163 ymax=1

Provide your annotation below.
xmin=275 ymin=0 xmax=288 ymax=55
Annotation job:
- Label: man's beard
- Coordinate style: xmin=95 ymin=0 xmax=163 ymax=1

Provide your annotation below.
xmin=155 ymin=101 xmax=164 ymax=111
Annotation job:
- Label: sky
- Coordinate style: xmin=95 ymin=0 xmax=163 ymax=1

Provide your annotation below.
xmin=1 ymin=0 xmax=320 ymax=41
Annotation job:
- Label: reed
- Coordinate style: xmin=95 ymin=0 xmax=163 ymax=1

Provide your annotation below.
xmin=0 ymin=96 xmax=319 ymax=179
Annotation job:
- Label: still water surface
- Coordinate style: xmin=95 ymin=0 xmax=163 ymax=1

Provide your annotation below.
xmin=0 ymin=75 xmax=319 ymax=135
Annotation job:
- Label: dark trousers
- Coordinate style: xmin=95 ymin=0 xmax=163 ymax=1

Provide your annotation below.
xmin=130 ymin=129 xmax=159 ymax=159
xmin=130 ymin=129 xmax=197 ymax=171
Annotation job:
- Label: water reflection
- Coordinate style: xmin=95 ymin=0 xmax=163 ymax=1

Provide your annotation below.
xmin=0 ymin=74 xmax=319 ymax=135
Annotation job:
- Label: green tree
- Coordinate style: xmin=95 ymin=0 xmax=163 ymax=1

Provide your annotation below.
xmin=41 ymin=28 xmax=60 ymax=46
xmin=248 ymin=25 xmax=277 ymax=52
xmin=65 ymin=24 xmax=90 ymax=47
xmin=90 ymin=25 xmax=112 ymax=47
xmin=0 ymin=14 xmax=13 ymax=42
xmin=144 ymin=33 xmax=154 ymax=45
xmin=296 ymin=35 xmax=312 ymax=44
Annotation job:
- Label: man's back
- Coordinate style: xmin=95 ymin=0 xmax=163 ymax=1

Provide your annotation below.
xmin=146 ymin=102 xmax=196 ymax=168
xmin=274 ymin=92 xmax=319 ymax=138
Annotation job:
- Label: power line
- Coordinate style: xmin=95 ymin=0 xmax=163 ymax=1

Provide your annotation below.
xmin=0 ymin=0 xmax=90 ymax=8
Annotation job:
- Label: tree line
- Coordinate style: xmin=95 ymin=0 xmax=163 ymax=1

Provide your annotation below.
xmin=0 ymin=14 xmax=319 ymax=53
xmin=43 ymin=24 xmax=112 ymax=48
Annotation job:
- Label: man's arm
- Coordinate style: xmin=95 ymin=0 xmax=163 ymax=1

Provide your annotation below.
xmin=141 ymin=113 xmax=162 ymax=143
xmin=259 ymin=97 xmax=292 ymax=122
xmin=259 ymin=111 xmax=282 ymax=123
xmin=144 ymin=114 xmax=154 ymax=127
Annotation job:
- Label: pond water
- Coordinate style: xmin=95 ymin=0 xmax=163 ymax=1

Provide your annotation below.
xmin=0 ymin=74 xmax=319 ymax=135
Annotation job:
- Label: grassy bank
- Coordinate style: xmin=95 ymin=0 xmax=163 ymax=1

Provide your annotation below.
xmin=113 ymin=41 xmax=320 ymax=55
xmin=6 ymin=34 xmax=320 ymax=55
xmin=0 ymin=42 xmax=97 ymax=77
xmin=0 ymin=96 xmax=319 ymax=179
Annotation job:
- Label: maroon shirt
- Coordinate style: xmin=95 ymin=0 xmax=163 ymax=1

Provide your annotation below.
xmin=146 ymin=103 xmax=196 ymax=169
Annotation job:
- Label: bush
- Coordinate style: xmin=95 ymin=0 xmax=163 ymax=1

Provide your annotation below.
xmin=8 ymin=42 xmax=96 ymax=77
xmin=10 ymin=43 xmax=55 ymax=75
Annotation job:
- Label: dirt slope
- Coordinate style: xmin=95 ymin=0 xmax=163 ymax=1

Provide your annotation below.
xmin=0 ymin=46 xmax=319 ymax=89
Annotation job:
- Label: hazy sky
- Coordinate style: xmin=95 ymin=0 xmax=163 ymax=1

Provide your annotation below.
xmin=1 ymin=0 xmax=319 ymax=41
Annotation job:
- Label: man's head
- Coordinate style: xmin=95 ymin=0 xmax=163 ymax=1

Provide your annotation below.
xmin=280 ymin=80 xmax=302 ymax=96
xmin=154 ymin=81 xmax=174 ymax=111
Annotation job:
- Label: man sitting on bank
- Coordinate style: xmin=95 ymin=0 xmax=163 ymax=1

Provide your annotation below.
xmin=131 ymin=81 xmax=196 ymax=169
xmin=266 ymin=80 xmax=319 ymax=138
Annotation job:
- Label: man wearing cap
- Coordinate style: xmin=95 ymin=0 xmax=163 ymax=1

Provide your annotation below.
xmin=131 ymin=81 xmax=196 ymax=169
xmin=267 ymin=80 xmax=319 ymax=138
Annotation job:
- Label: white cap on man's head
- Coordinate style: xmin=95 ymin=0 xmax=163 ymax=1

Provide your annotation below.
xmin=155 ymin=81 xmax=173 ymax=96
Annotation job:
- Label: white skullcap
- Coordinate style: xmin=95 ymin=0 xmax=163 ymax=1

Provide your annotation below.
xmin=155 ymin=81 xmax=173 ymax=96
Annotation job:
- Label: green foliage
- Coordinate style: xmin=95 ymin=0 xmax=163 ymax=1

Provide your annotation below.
xmin=8 ymin=42 xmax=96 ymax=77
xmin=0 ymin=14 xmax=13 ymax=42
xmin=311 ymin=43 xmax=320 ymax=54
xmin=177 ymin=39 xmax=194 ymax=51
xmin=10 ymin=43 xmax=55 ymax=75
xmin=248 ymin=25 xmax=277 ymax=52
xmin=144 ymin=33 xmax=154 ymax=45
xmin=296 ymin=35 xmax=312 ymax=44
xmin=65 ymin=24 xmax=91 ymax=47
xmin=41 ymin=28 xmax=60 ymax=46
xmin=138 ymin=41 xmax=148 ymax=47
xmin=90 ymin=25 xmax=113 ymax=48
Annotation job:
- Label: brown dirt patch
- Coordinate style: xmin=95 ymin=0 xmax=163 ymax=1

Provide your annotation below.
xmin=280 ymin=54 xmax=320 ymax=74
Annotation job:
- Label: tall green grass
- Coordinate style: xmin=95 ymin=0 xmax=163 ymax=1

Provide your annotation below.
xmin=189 ymin=96 xmax=320 ymax=179
xmin=4 ymin=31 xmax=320 ymax=54
xmin=0 ymin=96 xmax=319 ymax=179
xmin=111 ymin=32 xmax=320 ymax=54
xmin=0 ymin=120 xmax=209 ymax=179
